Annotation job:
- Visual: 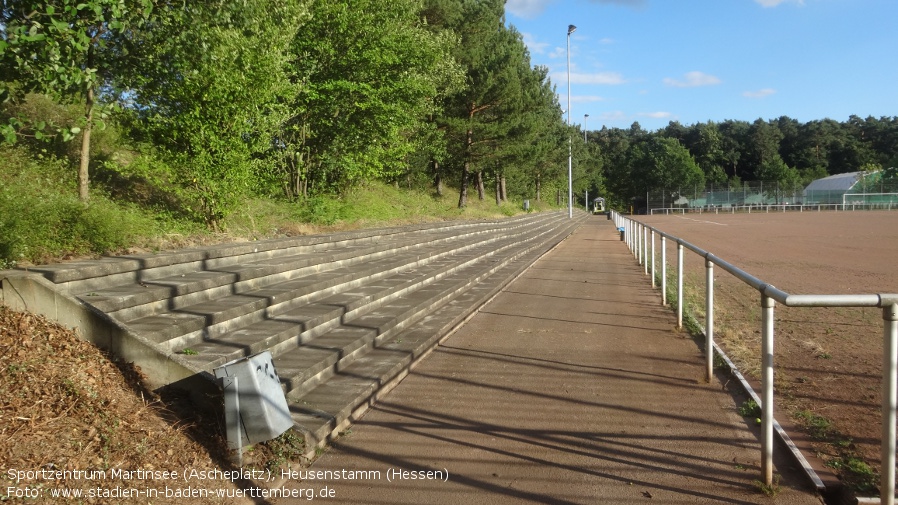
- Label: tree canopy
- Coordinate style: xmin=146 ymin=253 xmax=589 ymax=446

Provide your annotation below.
xmin=2 ymin=0 xmax=896 ymax=223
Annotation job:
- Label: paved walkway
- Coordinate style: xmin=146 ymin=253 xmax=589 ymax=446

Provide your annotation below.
xmin=281 ymin=216 xmax=821 ymax=504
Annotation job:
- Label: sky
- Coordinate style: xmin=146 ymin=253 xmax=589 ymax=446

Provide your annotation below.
xmin=504 ymin=0 xmax=898 ymax=132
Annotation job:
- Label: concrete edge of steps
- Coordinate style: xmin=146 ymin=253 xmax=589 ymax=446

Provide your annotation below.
xmin=0 ymin=269 xmax=202 ymax=389
xmin=117 ymin=213 xmax=568 ymax=373
xmin=0 ymin=212 xmax=581 ymax=395
xmin=22 ymin=214 xmax=552 ymax=286
xmin=273 ymin=218 xmax=580 ymax=401
xmin=287 ymin=215 xmax=586 ymax=459
xmin=42 ymin=213 xmax=560 ymax=316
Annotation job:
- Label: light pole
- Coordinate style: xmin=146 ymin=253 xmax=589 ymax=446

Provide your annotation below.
xmin=584 ymin=113 xmax=589 ymax=143
xmin=567 ymin=24 xmax=576 ymax=219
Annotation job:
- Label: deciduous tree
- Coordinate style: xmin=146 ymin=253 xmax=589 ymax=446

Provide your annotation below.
xmin=1 ymin=0 xmax=155 ymax=202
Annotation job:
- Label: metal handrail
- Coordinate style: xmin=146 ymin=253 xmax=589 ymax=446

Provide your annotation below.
xmin=612 ymin=211 xmax=898 ymax=503
xmin=650 ymin=202 xmax=897 ymax=215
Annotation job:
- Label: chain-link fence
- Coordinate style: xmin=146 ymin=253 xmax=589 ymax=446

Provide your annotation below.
xmin=647 ymin=174 xmax=898 ymax=213
xmin=646 ymin=181 xmax=804 ymax=211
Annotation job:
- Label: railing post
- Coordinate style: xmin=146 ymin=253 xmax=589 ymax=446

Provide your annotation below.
xmin=676 ymin=243 xmax=684 ymax=329
xmin=626 ymin=220 xmax=631 ymax=251
xmin=761 ymin=294 xmax=775 ymax=486
xmin=643 ymin=226 xmax=649 ymax=274
xmin=882 ymin=303 xmax=898 ymax=505
xmin=633 ymin=223 xmax=642 ymax=265
xmin=634 ymin=222 xmax=639 ymax=261
xmin=705 ymin=258 xmax=714 ymax=382
xmin=627 ymin=220 xmax=631 ymax=252
xmin=661 ymin=236 xmax=667 ymax=306
xmin=636 ymin=223 xmax=641 ymax=262
xmin=651 ymin=230 xmax=656 ymax=287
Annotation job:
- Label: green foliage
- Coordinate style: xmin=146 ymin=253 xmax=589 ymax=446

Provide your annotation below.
xmin=430 ymin=0 xmax=567 ymax=208
xmin=284 ymin=0 xmax=462 ymax=195
xmin=2 ymin=0 xmax=896 ymax=234
xmin=258 ymin=429 xmax=305 ymax=472
xmin=737 ymin=399 xmax=761 ymax=418
xmin=752 ymin=475 xmax=781 ymax=497
xmin=290 ymin=182 xmax=525 ymax=226
xmin=826 ymin=457 xmax=877 ymax=493
xmin=0 ymin=0 xmax=156 ymax=200
xmin=793 ymin=409 xmax=832 ymax=440
xmin=0 ymin=146 xmax=158 ymax=264
xmin=126 ymin=0 xmax=303 ymax=229
xmin=628 ymin=136 xmax=705 ymax=199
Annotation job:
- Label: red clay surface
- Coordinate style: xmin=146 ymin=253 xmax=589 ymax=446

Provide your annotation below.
xmin=641 ymin=210 xmax=898 ymax=491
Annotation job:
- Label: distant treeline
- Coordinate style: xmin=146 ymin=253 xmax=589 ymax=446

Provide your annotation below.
xmin=594 ymin=116 xmax=898 ymax=207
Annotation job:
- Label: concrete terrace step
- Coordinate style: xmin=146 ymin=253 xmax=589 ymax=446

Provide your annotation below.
xmin=62 ymin=213 xmax=559 ymax=322
xmin=166 ymin=214 xmax=567 ymax=370
xmin=289 ymin=217 xmax=585 ymax=452
xmin=27 ymin=214 xmax=555 ymax=292
xmin=5 ymin=210 xmax=586 ymax=457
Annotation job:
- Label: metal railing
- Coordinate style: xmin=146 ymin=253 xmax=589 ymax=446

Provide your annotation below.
xmin=650 ymin=202 xmax=897 ymax=215
xmin=612 ymin=211 xmax=898 ymax=503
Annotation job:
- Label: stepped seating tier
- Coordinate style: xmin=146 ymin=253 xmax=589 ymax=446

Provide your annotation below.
xmin=14 ymin=211 xmax=586 ymax=454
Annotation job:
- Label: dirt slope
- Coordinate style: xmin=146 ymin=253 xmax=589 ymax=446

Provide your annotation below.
xmin=0 ymin=305 xmax=253 ymax=504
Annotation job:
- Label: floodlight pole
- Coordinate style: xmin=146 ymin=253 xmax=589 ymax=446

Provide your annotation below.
xmin=567 ymin=24 xmax=576 ymax=219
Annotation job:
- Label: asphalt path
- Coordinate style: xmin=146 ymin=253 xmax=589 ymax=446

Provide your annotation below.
xmin=280 ymin=215 xmax=821 ymax=504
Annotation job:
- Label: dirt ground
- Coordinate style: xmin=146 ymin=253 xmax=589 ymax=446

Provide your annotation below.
xmin=0 ymin=305 xmax=305 ymax=504
xmin=640 ymin=209 xmax=898 ymax=494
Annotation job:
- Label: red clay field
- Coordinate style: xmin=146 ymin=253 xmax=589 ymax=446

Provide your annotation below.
xmin=639 ymin=210 xmax=898 ymax=493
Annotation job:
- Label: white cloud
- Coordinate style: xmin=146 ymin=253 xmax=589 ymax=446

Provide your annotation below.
xmin=571 ymin=95 xmax=606 ymax=103
xmin=521 ymin=32 xmax=550 ymax=55
xmin=553 ymin=71 xmax=627 ymax=85
xmin=663 ymin=71 xmax=722 ymax=88
xmin=548 ymin=46 xmax=566 ymax=59
xmin=639 ymin=111 xmax=673 ymax=119
xmin=755 ymin=0 xmax=805 ymax=7
xmin=743 ymin=88 xmax=777 ymax=98
xmin=506 ymin=0 xmax=556 ymax=19
xmin=600 ymin=111 xmax=628 ymax=122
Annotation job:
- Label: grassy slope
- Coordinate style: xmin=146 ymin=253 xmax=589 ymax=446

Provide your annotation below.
xmin=0 ymin=144 xmax=559 ymax=268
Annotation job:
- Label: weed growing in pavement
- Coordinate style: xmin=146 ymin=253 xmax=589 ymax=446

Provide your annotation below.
xmin=752 ymin=475 xmax=781 ymax=497
xmin=738 ymin=399 xmax=761 ymax=418
xmin=712 ymin=352 xmax=730 ymax=371
xmin=793 ymin=410 xmax=832 ymax=440
xmin=795 ymin=410 xmax=880 ymax=493
xmin=257 ymin=429 xmax=306 ymax=472
xmin=827 ymin=457 xmax=878 ymax=493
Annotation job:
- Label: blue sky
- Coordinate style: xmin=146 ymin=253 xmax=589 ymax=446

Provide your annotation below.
xmin=504 ymin=0 xmax=898 ymax=132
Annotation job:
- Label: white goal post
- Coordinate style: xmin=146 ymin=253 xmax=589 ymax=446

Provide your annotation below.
xmin=842 ymin=192 xmax=898 ymax=208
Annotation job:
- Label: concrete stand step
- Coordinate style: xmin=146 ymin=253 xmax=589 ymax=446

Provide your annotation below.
xmin=3 ymin=211 xmax=587 ymax=455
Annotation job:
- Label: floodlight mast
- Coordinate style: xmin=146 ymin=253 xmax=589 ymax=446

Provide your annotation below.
xmin=567 ymin=24 xmax=576 ymax=219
